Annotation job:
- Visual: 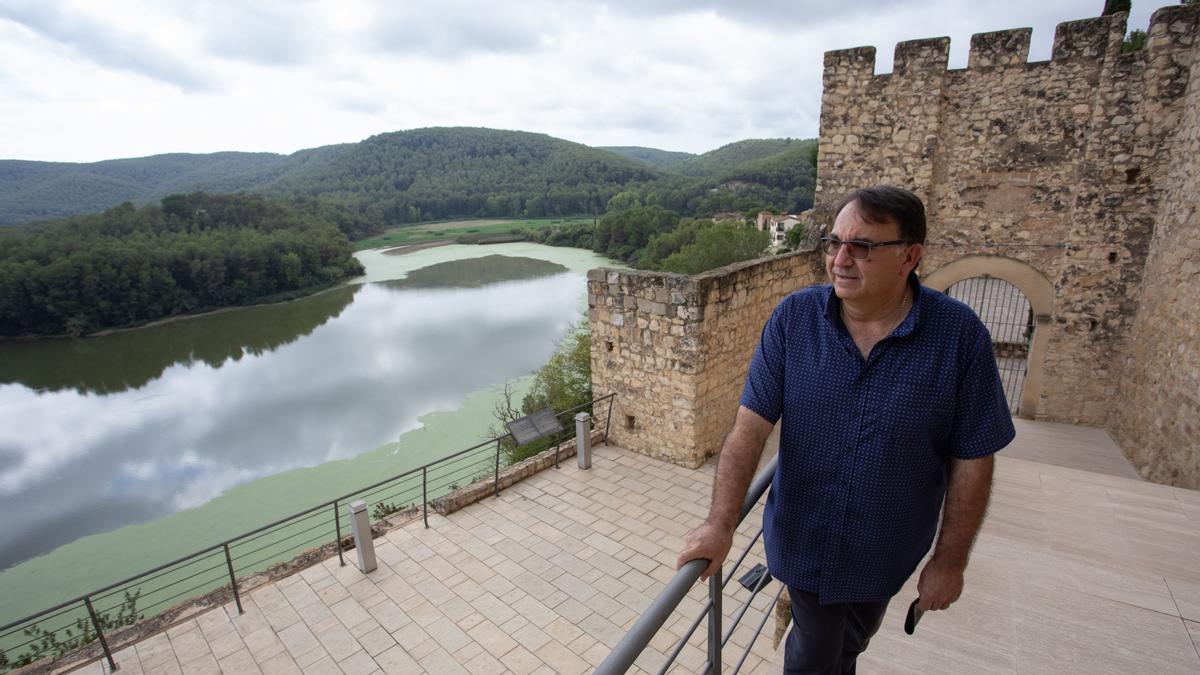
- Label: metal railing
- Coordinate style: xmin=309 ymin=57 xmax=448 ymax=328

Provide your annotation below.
xmin=0 ymin=393 xmax=615 ymax=673
xmin=597 ymin=455 xmax=779 ymax=675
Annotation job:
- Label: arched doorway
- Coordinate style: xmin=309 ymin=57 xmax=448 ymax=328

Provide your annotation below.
xmin=945 ymin=276 xmax=1032 ymax=414
xmin=924 ymin=256 xmax=1054 ymax=419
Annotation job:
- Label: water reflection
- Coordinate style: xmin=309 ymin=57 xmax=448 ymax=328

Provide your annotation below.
xmin=0 ymin=285 xmax=359 ymax=395
xmin=0 ymin=255 xmax=583 ymax=569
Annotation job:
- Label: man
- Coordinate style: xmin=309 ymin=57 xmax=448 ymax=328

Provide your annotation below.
xmin=676 ymin=185 xmax=1015 ymax=674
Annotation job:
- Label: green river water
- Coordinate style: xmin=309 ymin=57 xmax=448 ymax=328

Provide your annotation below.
xmin=0 ymin=243 xmax=614 ymax=625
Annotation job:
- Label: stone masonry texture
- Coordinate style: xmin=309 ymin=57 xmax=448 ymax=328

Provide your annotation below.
xmin=1109 ymin=9 xmax=1200 ymax=488
xmin=587 ymin=253 xmax=823 ymax=468
xmin=813 ymin=7 xmax=1199 ymax=487
xmin=589 ymin=7 xmax=1200 ymax=488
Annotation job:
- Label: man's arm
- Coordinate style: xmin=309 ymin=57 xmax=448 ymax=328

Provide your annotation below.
xmin=916 ymin=454 xmax=994 ymax=611
xmin=675 ymin=406 xmax=774 ymax=581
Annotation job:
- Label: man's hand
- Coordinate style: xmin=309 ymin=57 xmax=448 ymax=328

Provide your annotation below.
xmin=917 ymin=454 xmax=993 ymax=612
xmin=676 ymin=520 xmax=735 ymax=582
xmin=915 ymin=557 xmax=964 ymax=611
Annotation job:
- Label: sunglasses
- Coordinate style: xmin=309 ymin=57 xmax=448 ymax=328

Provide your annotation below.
xmin=820 ymin=236 xmax=910 ymax=260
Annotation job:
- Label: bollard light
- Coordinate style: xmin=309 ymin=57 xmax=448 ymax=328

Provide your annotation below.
xmin=576 ymin=412 xmax=592 ymax=469
xmin=347 ymin=500 xmax=377 ymax=573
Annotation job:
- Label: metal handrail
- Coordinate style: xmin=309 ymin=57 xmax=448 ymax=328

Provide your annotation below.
xmin=595 ymin=454 xmax=778 ymax=675
xmin=0 ymin=392 xmax=616 ymax=672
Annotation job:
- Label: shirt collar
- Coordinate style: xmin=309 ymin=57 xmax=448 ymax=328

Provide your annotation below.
xmin=821 ymin=271 xmax=924 ymax=336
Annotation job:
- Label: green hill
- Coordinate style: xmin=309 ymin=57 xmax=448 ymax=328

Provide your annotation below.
xmin=0 ymin=129 xmax=660 ymax=230
xmin=0 ymin=130 xmax=817 ymax=238
xmin=0 ymin=152 xmax=312 ymax=225
xmin=266 ymin=127 xmax=662 ymax=225
xmin=669 ymin=138 xmax=809 ymax=178
xmin=0 ymin=192 xmax=363 ymax=336
xmin=599 ymin=146 xmax=695 ymax=169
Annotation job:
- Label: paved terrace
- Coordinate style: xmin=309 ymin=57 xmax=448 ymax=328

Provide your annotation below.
xmin=76 ymin=419 xmax=1200 ymax=674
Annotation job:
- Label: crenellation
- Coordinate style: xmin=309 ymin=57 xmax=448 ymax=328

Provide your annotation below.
xmin=593 ymin=5 xmax=1199 ymax=486
xmin=892 ymin=37 xmax=950 ymax=77
xmin=814 ymin=4 xmax=1200 ymax=485
xmin=822 ymin=46 xmax=877 ymax=86
xmin=968 ymin=28 xmax=1031 ymax=70
xmin=1149 ymin=4 xmax=1199 ymax=49
xmin=1051 ymin=14 xmax=1124 ymax=62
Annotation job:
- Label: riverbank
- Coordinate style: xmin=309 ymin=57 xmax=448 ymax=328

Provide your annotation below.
xmin=0 ymin=243 xmax=616 ymax=623
xmin=381 ymin=240 xmax=454 ymax=256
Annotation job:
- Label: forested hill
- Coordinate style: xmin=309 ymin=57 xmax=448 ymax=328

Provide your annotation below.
xmin=0 ymin=149 xmax=347 ymax=226
xmin=0 ymin=192 xmax=364 ymax=337
xmin=267 ymin=128 xmax=662 ymax=226
xmin=1 ymin=129 xmax=818 ymax=236
xmin=599 ymin=146 xmax=695 ymax=169
xmin=668 ymin=138 xmax=811 ymax=178
xmin=0 ymin=128 xmax=660 ymax=229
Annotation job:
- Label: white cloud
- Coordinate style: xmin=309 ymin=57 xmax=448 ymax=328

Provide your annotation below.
xmin=0 ymin=0 xmax=1175 ymax=162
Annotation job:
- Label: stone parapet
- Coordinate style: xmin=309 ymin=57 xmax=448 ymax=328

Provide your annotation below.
xmin=588 ymin=252 xmax=824 ymax=467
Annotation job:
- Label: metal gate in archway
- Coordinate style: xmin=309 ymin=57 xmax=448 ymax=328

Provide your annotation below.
xmin=947 ymin=275 xmax=1033 ymax=414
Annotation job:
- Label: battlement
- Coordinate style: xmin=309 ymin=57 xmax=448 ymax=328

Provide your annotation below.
xmin=894 ymin=37 xmax=950 ymax=76
xmin=1051 ymin=14 xmax=1124 ymax=61
xmin=1148 ymin=4 xmax=1200 ymax=53
xmin=822 ymin=46 xmax=876 ymax=84
xmin=968 ymin=28 xmax=1031 ymax=69
xmin=822 ymin=6 xmax=1199 ymax=86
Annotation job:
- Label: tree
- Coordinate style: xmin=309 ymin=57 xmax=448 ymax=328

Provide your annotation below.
xmin=1122 ymin=29 xmax=1147 ymax=52
xmin=1102 ymin=0 xmax=1130 ymax=14
xmin=784 ymin=222 xmax=808 ymax=251
xmin=0 ymin=193 xmax=364 ymax=336
xmin=491 ymin=326 xmax=592 ymax=465
xmin=521 ymin=328 xmax=591 ymax=416
xmin=660 ymin=222 xmax=771 ymax=275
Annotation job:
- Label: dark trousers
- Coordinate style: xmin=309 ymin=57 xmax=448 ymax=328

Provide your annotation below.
xmin=783 ymin=587 xmax=890 ymax=674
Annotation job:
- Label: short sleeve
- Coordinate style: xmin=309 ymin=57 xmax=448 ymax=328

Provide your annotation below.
xmin=949 ymin=324 xmax=1017 ymax=459
xmin=740 ymin=299 xmax=789 ymax=425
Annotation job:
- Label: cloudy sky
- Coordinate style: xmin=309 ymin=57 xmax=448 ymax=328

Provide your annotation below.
xmin=0 ymin=0 xmax=1174 ymax=163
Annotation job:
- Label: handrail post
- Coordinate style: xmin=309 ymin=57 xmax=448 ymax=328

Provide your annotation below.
xmin=83 ymin=596 xmax=117 ymax=672
xmin=707 ymin=571 xmax=722 ymax=675
xmin=596 ymin=456 xmax=777 ymax=674
xmin=603 ymin=394 xmax=613 ymax=444
xmin=422 ymin=467 xmax=429 ymax=528
xmin=493 ymin=439 xmax=502 ymax=497
xmin=333 ymin=500 xmax=345 ymax=566
xmin=223 ymin=544 xmax=243 ymax=614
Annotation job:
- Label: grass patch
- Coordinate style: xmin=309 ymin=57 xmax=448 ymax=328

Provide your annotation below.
xmin=354 ymin=217 xmax=594 ymax=251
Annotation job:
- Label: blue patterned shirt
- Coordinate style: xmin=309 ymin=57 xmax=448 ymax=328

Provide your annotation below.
xmin=740 ymin=281 xmax=1015 ymax=604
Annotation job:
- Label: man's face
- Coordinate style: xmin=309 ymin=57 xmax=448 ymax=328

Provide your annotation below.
xmin=826 ymin=200 xmax=922 ymax=304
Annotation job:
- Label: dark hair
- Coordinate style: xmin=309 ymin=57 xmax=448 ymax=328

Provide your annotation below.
xmin=836 ymin=185 xmax=926 ymax=245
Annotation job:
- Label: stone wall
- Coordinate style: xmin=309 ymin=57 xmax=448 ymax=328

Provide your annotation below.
xmin=814 ymin=7 xmax=1198 ymax=458
xmin=586 ymin=6 xmax=1199 ymax=484
xmin=588 ymin=252 xmax=824 ymax=467
xmin=1109 ymin=12 xmax=1200 ymax=489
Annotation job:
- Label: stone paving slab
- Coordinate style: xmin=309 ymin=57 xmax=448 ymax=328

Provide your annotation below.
xmin=78 ymin=420 xmax=1200 ymax=674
